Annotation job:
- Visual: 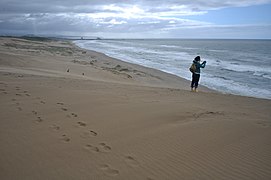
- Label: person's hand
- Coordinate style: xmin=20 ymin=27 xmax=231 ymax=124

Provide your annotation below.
xmin=203 ymin=61 xmax=206 ymax=63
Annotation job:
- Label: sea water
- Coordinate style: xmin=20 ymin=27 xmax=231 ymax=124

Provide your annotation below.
xmin=74 ymin=39 xmax=271 ymax=99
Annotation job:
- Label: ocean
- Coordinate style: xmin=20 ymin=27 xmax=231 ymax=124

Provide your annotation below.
xmin=74 ymin=39 xmax=271 ymax=99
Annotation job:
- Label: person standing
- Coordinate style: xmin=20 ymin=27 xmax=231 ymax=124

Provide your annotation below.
xmin=190 ymin=56 xmax=206 ymax=92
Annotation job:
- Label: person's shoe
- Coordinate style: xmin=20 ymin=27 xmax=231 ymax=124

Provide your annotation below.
xmin=191 ymin=88 xmax=194 ymax=92
xmin=195 ymin=88 xmax=198 ymax=92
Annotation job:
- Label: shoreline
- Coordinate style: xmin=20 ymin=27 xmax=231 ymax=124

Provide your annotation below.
xmin=73 ymin=40 xmax=271 ymax=101
xmin=1 ymin=37 xmax=271 ymax=180
xmin=70 ymin=40 xmax=216 ymax=93
xmin=73 ymin=39 xmax=271 ymax=100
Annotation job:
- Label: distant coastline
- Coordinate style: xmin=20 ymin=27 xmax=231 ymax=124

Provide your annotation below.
xmin=1 ymin=35 xmax=271 ymax=41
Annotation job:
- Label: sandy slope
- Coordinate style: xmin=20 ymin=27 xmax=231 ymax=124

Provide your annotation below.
xmin=0 ymin=37 xmax=270 ymax=180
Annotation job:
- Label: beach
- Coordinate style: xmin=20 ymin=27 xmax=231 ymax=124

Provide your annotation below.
xmin=0 ymin=37 xmax=271 ymax=180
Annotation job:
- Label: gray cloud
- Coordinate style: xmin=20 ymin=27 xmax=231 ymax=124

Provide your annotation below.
xmin=0 ymin=0 xmax=271 ymax=38
xmin=1 ymin=0 xmax=270 ymax=13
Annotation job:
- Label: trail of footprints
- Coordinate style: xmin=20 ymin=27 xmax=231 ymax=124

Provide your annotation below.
xmin=55 ymin=102 xmax=139 ymax=177
xmin=1 ymin=82 xmax=143 ymax=178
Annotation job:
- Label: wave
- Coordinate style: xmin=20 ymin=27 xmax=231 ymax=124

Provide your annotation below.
xmin=205 ymin=57 xmax=271 ymax=75
xmin=159 ymin=45 xmax=178 ymax=48
xmin=254 ymin=72 xmax=271 ymax=80
xmin=208 ymin=49 xmax=229 ymax=53
xmin=202 ymin=75 xmax=271 ymax=99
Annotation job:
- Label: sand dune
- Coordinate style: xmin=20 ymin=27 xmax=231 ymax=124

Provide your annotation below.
xmin=0 ymin=37 xmax=271 ymax=180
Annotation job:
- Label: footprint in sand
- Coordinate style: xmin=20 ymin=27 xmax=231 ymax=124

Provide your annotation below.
xmin=90 ymin=130 xmax=97 ymax=136
xmin=22 ymin=90 xmax=30 ymax=96
xmin=15 ymin=102 xmax=22 ymax=111
xmin=256 ymin=121 xmax=271 ymax=128
xmin=61 ymin=107 xmax=68 ymax=111
xmin=66 ymin=112 xmax=78 ymax=118
xmin=193 ymin=111 xmax=224 ymax=120
xmin=80 ymin=130 xmax=98 ymax=138
xmin=57 ymin=102 xmax=68 ymax=116
xmin=31 ymin=111 xmax=43 ymax=122
xmin=84 ymin=143 xmax=111 ymax=153
xmin=0 ymin=88 xmax=7 ymax=94
xmin=60 ymin=134 xmax=70 ymax=142
xmin=71 ymin=113 xmax=78 ymax=117
xmin=77 ymin=121 xmax=87 ymax=127
xmin=36 ymin=116 xmax=43 ymax=122
xmin=124 ymin=155 xmax=140 ymax=167
xmin=100 ymin=164 xmax=119 ymax=176
xmin=40 ymin=100 xmax=45 ymax=104
xmin=84 ymin=144 xmax=100 ymax=153
xmin=0 ymin=82 xmax=7 ymax=85
xmin=50 ymin=124 xmax=60 ymax=131
xmin=99 ymin=142 xmax=112 ymax=152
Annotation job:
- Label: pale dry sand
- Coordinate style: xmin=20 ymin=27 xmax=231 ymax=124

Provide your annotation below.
xmin=0 ymin=37 xmax=271 ymax=180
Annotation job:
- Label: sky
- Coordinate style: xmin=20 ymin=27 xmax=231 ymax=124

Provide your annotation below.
xmin=0 ymin=0 xmax=271 ymax=39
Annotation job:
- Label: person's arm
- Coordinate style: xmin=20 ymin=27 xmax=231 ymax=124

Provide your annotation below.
xmin=200 ymin=61 xmax=206 ymax=68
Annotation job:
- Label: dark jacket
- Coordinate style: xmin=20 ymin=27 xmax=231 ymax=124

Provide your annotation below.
xmin=193 ymin=60 xmax=206 ymax=74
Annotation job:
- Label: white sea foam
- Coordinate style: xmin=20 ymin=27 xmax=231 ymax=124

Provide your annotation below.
xmin=159 ymin=45 xmax=178 ymax=48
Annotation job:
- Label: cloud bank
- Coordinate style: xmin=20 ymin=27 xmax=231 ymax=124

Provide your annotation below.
xmin=0 ymin=0 xmax=271 ymax=38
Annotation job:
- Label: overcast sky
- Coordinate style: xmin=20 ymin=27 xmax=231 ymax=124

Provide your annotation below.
xmin=0 ymin=0 xmax=271 ymax=39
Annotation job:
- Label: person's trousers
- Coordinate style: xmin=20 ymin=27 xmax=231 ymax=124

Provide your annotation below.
xmin=191 ymin=73 xmax=200 ymax=88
